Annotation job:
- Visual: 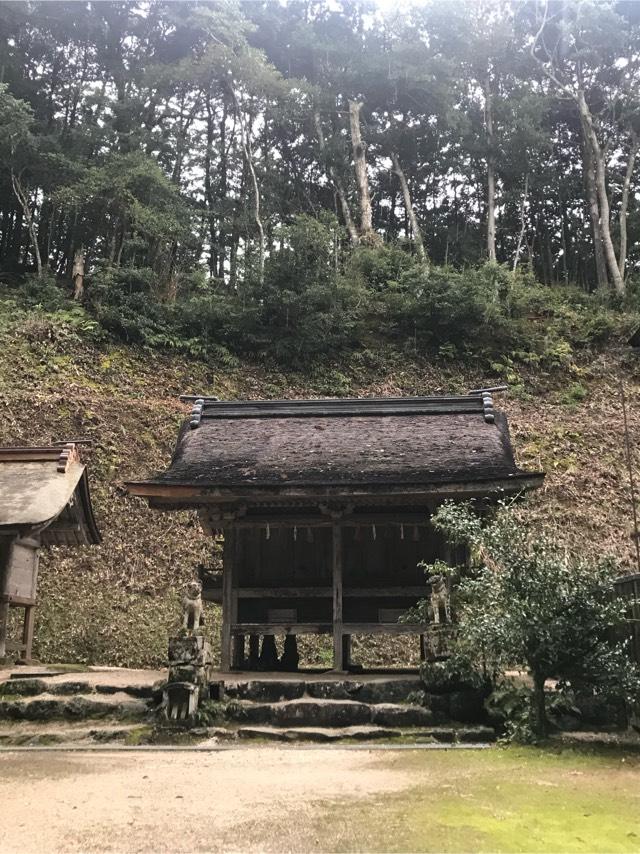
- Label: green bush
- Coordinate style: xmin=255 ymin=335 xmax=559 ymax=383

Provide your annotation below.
xmin=345 ymin=243 xmax=417 ymax=292
xmin=10 ymin=230 xmax=625 ymax=368
xmin=420 ymin=655 xmax=490 ymax=694
xmin=250 ymin=214 xmax=368 ymax=363
xmin=379 ymin=263 xmax=622 ymax=366
xmin=421 ymin=500 xmax=640 ymax=741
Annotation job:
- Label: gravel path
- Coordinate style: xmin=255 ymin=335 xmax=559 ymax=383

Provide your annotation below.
xmin=0 ymin=747 xmax=409 ymax=853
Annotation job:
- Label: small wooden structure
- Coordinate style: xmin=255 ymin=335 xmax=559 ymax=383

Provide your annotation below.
xmin=0 ymin=443 xmax=101 ymax=662
xmin=614 ymin=573 xmax=640 ymax=665
xmin=127 ymin=394 xmax=543 ymax=672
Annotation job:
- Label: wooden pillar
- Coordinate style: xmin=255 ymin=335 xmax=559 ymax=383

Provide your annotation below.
xmin=332 ymin=524 xmax=344 ymax=671
xmin=21 ymin=605 xmax=35 ymax=663
xmin=232 ymin=634 xmax=245 ymax=670
xmin=248 ymin=634 xmax=260 ymax=669
xmin=0 ymin=599 xmax=9 ymax=662
xmin=419 ymin=634 xmax=427 ymax=662
xmin=342 ymin=633 xmax=351 ymax=670
xmin=220 ymin=527 xmax=236 ymax=672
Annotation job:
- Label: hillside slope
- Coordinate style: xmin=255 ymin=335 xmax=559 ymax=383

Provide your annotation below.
xmin=1 ymin=294 xmax=639 ymax=668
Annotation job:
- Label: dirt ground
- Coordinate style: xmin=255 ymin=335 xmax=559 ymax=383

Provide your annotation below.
xmin=0 ymin=747 xmax=410 ymax=853
xmin=1 ymin=745 xmax=640 ymax=854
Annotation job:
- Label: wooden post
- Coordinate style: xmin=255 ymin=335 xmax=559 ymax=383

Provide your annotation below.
xmin=332 ymin=524 xmax=344 ymax=671
xmin=221 ymin=527 xmax=236 ymax=672
xmin=419 ymin=634 xmax=427 ymax=662
xmin=0 ymin=600 xmax=9 ymax=662
xmin=248 ymin=634 xmax=260 ymax=669
xmin=342 ymin=634 xmax=351 ymax=670
xmin=232 ymin=634 xmax=245 ymax=670
xmin=21 ymin=605 xmax=35 ymax=663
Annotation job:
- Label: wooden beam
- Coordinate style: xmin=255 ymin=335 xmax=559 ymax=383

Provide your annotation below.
xmin=236 ymin=586 xmax=332 ymax=598
xmin=332 ymin=523 xmax=344 ymax=672
xmin=220 ymin=527 xmax=236 ymax=671
xmin=344 ymin=587 xmax=427 ymax=598
xmin=231 ymin=623 xmax=332 ymax=635
xmin=340 ymin=623 xmax=427 ymax=634
xmin=0 ymin=595 xmax=36 ymax=606
xmin=128 ymin=474 xmax=545 ymax=505
xmin=230 ymin=586 xmax=429 ymax=599
xmin=181 ymin=395 xmax=486 ymax=421
xmin=230 ymin=514 xmax=432 ymax=529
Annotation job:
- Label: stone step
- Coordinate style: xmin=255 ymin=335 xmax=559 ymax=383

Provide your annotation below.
xmin=0 ymin=677 xmax=155 ymax=700
xmin=224 ymin=698 xmax=435 ymax=728
xmin=0 ymin=722 xmax=150 ymax=747
xmin=0 ymin=692 xmax=151 ymax=722
xmin=233 ymin=724 xmax=496 ymax=744
xmin=224 ymin=677 xmax=423 ymax=705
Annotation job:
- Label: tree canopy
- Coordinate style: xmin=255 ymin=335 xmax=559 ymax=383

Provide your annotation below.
xmin=1 ymin=0 xmax=639 ymax=362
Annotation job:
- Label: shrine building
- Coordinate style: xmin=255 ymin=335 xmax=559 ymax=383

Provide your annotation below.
xmin=127 ymin=393 xmax=543 ymax=672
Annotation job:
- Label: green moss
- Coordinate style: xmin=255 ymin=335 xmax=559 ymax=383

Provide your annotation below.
xmin=559 ymin=382 xmax=589 ymax=406
xmin=123 ymin=725 xmax=153 ymax=745
xmin=328 ymin=747 xmax=640 ymax=853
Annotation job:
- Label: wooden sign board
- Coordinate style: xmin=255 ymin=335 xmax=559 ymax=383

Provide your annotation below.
xmin=1 ymin=538 xmax=39 ymax=603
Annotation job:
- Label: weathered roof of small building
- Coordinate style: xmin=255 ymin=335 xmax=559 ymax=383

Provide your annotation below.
xmin=127 ymin=394 xmax=543 ymax=503
xmin=0 ymin=444 xmax=101 ymax=546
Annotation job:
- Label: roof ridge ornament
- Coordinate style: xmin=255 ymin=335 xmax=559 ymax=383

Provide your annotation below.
xmin=56 ymin=442 xmax=81 ymax=473
xmin=190 ymin=398 xmax=205 ymax=429
xmin=482 ymin=393 xmax=495 ymax=424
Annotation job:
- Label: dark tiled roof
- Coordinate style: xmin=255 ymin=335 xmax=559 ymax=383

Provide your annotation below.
xmin=131 ymin=396 xmax=541 ymax=492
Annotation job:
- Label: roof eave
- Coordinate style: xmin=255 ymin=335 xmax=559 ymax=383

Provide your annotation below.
xmin=126 ymin=471 xmax=544 ymax=507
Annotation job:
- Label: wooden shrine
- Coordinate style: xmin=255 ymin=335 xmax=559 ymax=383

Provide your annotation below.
xmin=0 ymin=444 xmax=101 ymax=662
xmin=127 ymin=393 xmax=543 ymax=672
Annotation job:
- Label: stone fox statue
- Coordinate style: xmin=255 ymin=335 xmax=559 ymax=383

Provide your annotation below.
xmin=429 ymin=575 xmax=451 ymax=624
xmin=182 ymin=580 xmax=204 ymax=632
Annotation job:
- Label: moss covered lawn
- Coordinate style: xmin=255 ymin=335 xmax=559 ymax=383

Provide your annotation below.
xmin=325 ymin=746 xmax=640 ymax=853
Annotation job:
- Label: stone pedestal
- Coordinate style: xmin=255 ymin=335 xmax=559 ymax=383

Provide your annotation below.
xmin=164 ymin=632 xmax=213 ymax=722
xmin=423 ymin=625 xmax=455 ymax=661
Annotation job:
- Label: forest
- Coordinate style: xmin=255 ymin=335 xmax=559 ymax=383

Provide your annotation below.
xmin=1 ymin=0 xmax=640 ymax=365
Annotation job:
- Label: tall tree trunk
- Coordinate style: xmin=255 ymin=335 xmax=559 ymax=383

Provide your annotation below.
xmin=72 ymin=247 xmax=85 ymax=300
xmin=560 ymin=206 xmax=569 ymax=284
xmin=577 ymin=92 xmax=624 ymax=295
xmin=391 ymin=153 xmax=426 ymax=263
xmin=484 ymin=76 xmax=497 ymax=262
xmin=583 ymin=140 xmax=608 ymax=290
xmin=231 ymin=89 xmax=264 ymax=287
xmin=217 ymin=97 xmax=228 ymax=281
xmin=619 ymin=132 xmax=638 ymax=281
xmin=10 ymin=171 xmax=42 ymax=277
xmin=513 ymin=173 xmax=529 ymax=273
xmin=204 ymin=92 xmax=217 ymax=279
xmin=37 ymin=196 xmax=53 ymax=269
xmin=531 ymin=671 xmax=548 ymax=739
xmin=314 ymin=111 xmax=359 ymax=246
xmin=348 ymin=100 xmax=377 ymax=244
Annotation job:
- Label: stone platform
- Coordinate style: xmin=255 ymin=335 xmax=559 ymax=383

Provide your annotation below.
xmin=0 ymin=666 xmax=494 ymax=745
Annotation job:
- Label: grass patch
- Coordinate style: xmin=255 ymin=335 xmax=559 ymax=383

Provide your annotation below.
xmin=123 ymin=725 xmax=153 ymax=746
xmin=313 ymin=746 xmax=640 ymax=853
